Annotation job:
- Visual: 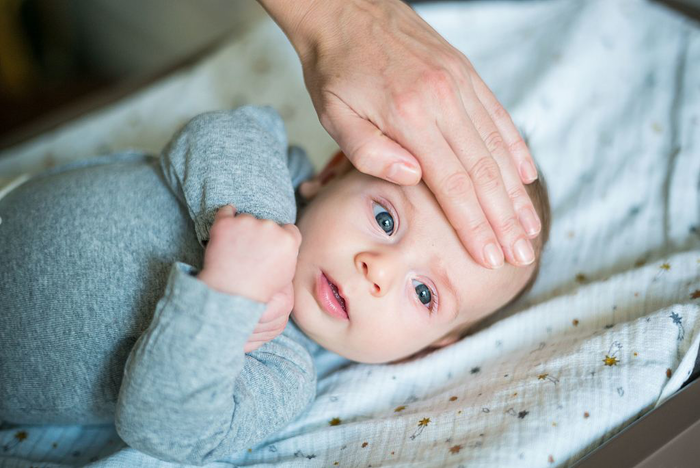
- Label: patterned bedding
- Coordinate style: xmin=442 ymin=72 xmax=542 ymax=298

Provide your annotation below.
xmin=1 ymin=0 xmax=699 ymax=466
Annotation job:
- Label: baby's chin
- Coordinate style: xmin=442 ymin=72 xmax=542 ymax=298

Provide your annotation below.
xmin=288 ymin=310 xmax=428 ymax=364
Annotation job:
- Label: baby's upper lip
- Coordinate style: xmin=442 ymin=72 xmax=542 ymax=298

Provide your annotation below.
xmin=323 ymin=270 xmax=350 ymax=317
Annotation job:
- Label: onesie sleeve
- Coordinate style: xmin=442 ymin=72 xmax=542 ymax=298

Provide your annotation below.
xmin=115 ymin=263 xmax=317 ymax=465
xmin=159 ymin=106 xmax=298 ymax=245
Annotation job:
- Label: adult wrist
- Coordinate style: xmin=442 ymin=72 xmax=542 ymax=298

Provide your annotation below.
xmin=256 ymin=0 xmax=341 ymax=61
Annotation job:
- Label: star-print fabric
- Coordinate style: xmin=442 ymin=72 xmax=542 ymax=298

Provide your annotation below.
xmin=1 ymin=0 xmax=700 ymax=467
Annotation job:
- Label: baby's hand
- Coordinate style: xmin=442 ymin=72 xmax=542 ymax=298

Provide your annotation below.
xmin=197 ymin=205 xmax=302 ymax=303
xmin=243 ymin=283 xmax=294 ymax=353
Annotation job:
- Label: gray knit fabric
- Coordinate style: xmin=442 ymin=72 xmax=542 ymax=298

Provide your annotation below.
xmin=0 ymin=106 xmax=320 ymax=465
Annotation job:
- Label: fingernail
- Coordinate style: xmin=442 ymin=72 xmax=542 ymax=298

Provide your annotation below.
xmin=387 ymin=162 xmax=420 ymax=184
xmin=519 ymin=207 xmax=541 ymax=237
xmin=520 ymin=160 xmax=538 ymax=183
xmin=514 ymin=238 xmax=535 ymax=265
xmin=484 ymin=243 xmax=504 ymax=269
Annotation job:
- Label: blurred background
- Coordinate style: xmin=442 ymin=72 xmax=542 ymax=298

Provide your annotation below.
xmin=0 ymin=0 xmax=699 ymax=151
xmin=0 ymin=0 xmax=264 ymax=148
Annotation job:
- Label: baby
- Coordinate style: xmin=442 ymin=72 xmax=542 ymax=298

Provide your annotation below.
xmin=292 ymin=150 xmax=550 ymax=365
xmin=0 ymin=106 xmax=550 ymax=465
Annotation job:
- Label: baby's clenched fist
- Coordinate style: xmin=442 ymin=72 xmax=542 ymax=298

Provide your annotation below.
xmin=197 ymin=205 xmax=301 ymax=303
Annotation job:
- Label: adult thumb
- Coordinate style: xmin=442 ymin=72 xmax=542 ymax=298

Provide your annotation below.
xmin=324 ymin=107 xmax=422 ymax=186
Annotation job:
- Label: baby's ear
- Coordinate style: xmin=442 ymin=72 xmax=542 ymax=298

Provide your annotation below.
xmin=298 ymin=150 xmax=354 ymax=200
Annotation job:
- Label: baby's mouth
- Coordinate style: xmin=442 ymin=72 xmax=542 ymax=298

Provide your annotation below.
xmin=324 ymin=273 xmax=348 ymax=314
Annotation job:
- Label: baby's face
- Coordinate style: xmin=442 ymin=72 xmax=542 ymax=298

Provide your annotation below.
xmin=291 ymin=170 xmax=535 ymax=364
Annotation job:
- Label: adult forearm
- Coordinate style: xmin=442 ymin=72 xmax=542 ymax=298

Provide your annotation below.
xmin=256 ymin=0 xmax=378 ymax=60
xmin=259 ymin=0 xmax=332 ymax=58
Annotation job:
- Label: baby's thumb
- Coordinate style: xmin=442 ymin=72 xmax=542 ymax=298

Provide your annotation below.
xmin=324 ymin=106 xmax=422 ymax=186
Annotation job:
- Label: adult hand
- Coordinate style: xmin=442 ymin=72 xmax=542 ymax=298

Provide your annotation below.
xmin=258 ymin=0 xmax=541 ymax=269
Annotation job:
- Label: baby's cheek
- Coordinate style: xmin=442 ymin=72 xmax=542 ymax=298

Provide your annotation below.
xmin=358 ymin=321 xmax=422 ymax=362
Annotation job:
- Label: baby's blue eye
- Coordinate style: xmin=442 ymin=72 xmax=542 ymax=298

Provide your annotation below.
xmin=373 ymin=203 xmax=394 ymax=235
xmin=412 ymin=280 xmax=432 ymax=308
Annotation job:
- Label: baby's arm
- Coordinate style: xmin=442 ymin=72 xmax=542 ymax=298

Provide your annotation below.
xmin=115 ymin=107 xmax=314 ymax=464
xmin=159 ymin=106 xmax=299 ymax=243
xmin=161 ymin=106 xmax=312 ymax=354
xmin=115 ymin=206 xmax=312 ymax=465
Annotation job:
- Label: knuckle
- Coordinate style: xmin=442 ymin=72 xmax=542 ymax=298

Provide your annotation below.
xmin=257 ymin=331 xmax=278 ymax=342
xmin=349 ymin=144 xmax=374 ymax=173
xmin=283 ymin=231 xmax=299 ymax=248
xmin=506 ymin=185 xmax=528 ymax=203
xmin=441 ymin=171 xmax=473 ymax=199
xmin=235 ymin=213 xmax=254 ymax=224
xmin=391 ymin=91 xmax=423 ymax=123
xmin=453 ymin=71 xmax=473 ymax=92
xmin=444 ymin=54 xmax=465 ymax=74
xmin=465 ymin=217 xmax=492 ymax=238
xmin=508 ymin=138 xmax=529 ymax=156
xmin=423 ymin=68 xmax=453 ymax=96
xmin=491 ymin=103 xmax=509 ymax=122
xmin=497 ymin=214 xmax=521 ymax=236
xmin=235 ymin=216 xmax=255 ymax=231
xmin=260 ymin=219 xmax=278 ymax=230
xmin=470 ymin=157 xmax=502 ymax=193
xmin=277 ymin=315 xmax=290 ymax=328
xmin=483 ymin=130 xmax=505 ymax=155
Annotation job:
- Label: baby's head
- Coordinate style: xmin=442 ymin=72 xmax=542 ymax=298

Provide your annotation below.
xmin=291 ymin=153 xmax=551 ymax=364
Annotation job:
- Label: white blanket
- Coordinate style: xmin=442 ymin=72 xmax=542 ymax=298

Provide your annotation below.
xmin=1 ymin=0 xmax=699 ymax=467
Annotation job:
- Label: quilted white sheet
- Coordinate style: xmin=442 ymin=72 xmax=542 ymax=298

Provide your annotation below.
xmin=1 ymin=0 xmax=699 ymax=467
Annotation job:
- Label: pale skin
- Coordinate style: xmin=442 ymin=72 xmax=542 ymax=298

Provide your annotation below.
xmin=201 ymin=0 xmax=544 ymax=354
xmin=199 ymin=156 xmax=535 ymax=360
xmin=196 ymin=205 xmax=301 ymax=353
xmin=255 ymin=0 xmax=542 ymax=271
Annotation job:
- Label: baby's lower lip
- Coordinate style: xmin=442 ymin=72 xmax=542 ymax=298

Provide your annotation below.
xmin=316 ymin=271 xmax=349 ymax=321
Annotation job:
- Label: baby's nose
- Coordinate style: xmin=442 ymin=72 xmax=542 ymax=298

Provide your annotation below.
xmin=354 ymin=251 xmax=396 ymax=297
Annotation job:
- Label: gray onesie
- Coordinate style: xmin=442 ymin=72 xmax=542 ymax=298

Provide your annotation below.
xmin=0 ymin=106 xmax=327 ymax=465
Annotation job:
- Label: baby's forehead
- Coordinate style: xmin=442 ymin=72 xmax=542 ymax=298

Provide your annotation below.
xmin=382 ymin=177 xmax=535 ymax=315
xmin=393 ymin=180 xmax=452 ymax=234
xmin=373 ymin=178 xmax=466 ymax=259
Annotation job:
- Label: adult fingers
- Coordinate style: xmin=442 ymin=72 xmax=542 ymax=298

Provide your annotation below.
xmin=321 ymin=100 xmax=422 ymax=185
xmin=470 ymin=72 xmax=539 ymax=184
xmin=458 ymin=85 xmax=541 ymax=240
xmin=437 ymin=102 xmax=535 ymax=267
xmin=412 ymin=125 xmax=505 ymax=269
